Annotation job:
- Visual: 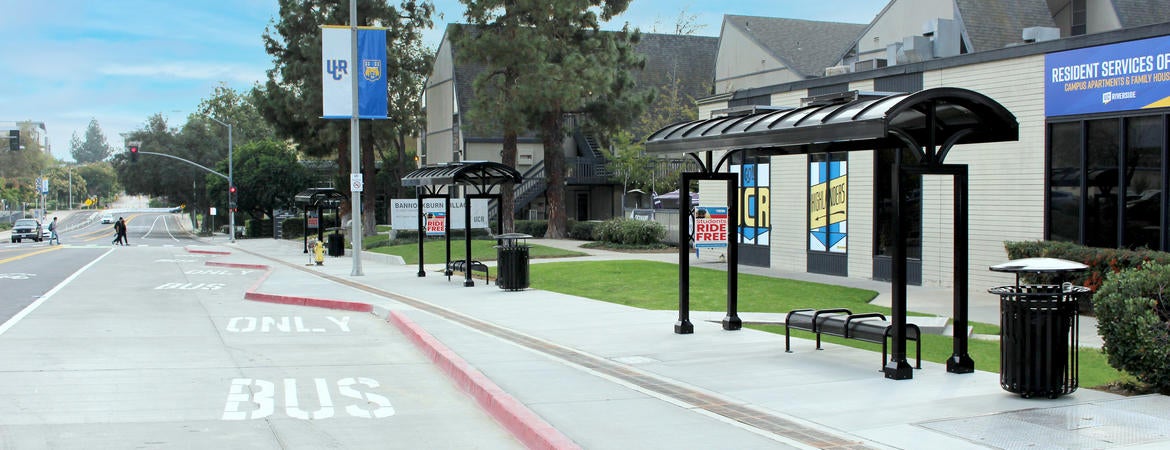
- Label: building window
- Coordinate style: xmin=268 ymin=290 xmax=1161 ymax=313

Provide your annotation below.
xmin=1071 ymin=0 xmax=1087 ymax=36
xmin=732 ymin=153 xmax=771 ymax=246
xmin=874 ymin=148 xmax=921 ymax=259
xmin=1046 ymin=115 xmax=1167 ymax=251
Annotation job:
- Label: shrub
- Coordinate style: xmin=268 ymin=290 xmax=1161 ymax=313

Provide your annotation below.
xmin=1004 ymin=241 xmax=1170 ymax=313
xmin=593 ymin=218 xmax=663 ymax=245
xmin=245 ymin=219 xmax=273 ymax=238
xmin=515 ymin=220 xmax=547 ymax=237
xmin=568 ymin=220 xmax=599 ymax=240
xmin=1093 ymin=263 xmax=1170 ymax=393
xmin=281 ymin=218 xmax=305 ymax=239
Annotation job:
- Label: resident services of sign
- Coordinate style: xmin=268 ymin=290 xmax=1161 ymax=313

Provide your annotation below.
xmin=1046 ymin=34 xmax=1170 ymax=117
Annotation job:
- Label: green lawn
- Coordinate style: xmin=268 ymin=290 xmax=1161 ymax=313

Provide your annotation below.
xmin=333 ymin=244 xmax=1131 ymax=390
xmin=527 ymin=260 xmax=1128 ymax=390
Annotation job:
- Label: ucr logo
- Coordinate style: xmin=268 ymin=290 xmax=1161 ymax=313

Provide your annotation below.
xmin=363 ymin=59 xmax=382 ymax=82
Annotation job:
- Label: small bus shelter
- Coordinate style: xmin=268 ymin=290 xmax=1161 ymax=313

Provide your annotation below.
xmin=644 ymin=87 xmax=1018 ymax=380
xmin=402 ymin=161 xmax=522 ymax=287
xmin=294 ymin=187 xmax=346 ymax=253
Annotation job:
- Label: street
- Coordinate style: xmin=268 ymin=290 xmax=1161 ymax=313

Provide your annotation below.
xmin=0 ymin=211 xmax=519 ymax=449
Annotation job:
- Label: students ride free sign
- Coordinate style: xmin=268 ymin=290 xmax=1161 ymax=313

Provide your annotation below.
xmin=692 ymin=206 xmax=729 ymax=249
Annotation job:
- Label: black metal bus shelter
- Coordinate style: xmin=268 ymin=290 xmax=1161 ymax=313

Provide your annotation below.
xmin=401 ymin=161 xmax=522 ymax=287
xmin=293 ymin=187 xmax=346 ymax=253
xmin=644 ymin=87 xmax=1018 ymax=380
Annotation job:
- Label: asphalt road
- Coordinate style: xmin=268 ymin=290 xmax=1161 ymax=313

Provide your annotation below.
xmin=0 ymin=210 xmax=519 ymax=448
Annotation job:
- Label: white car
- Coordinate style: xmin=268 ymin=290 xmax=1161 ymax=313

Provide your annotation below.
xmin=100 ymin=213 xmax=114 ymax=224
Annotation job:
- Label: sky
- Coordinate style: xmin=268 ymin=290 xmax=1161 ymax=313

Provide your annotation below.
xmin=0 ymin=0 xmax=889 ymax=162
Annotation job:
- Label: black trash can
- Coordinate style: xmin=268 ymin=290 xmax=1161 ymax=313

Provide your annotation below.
xmin=989 ymin=258 xmax=1089 ymax=398
xmin=327 ymin=233 xmax=344 ymax=257
xmin=495 ymin=233 xmax=532 ymax=291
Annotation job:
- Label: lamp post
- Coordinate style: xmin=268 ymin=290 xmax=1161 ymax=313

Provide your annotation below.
xmin=207 ymin=116 xmax=235 ymax=243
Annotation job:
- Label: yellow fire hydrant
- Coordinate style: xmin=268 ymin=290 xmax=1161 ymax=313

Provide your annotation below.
xmin=313 ymin=240 xmax=326 ymax=265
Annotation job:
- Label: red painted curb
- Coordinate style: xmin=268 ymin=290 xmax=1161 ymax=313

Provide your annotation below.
xmin=187 ymin=247 xmax=232 ymax=255
xmin=245 ymin=291 xmax=374 ymax=312
xmin=387 ymin=311 xmax=580 ymax=450
xmin=206 ymin=261 xmax=268 ymax=270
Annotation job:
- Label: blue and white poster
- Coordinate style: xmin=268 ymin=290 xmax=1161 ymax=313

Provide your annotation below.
xmin=1046 ymin=34 xmax=1170 ymax=117
xmin=321 ymin=26 xmax=388 ymax=119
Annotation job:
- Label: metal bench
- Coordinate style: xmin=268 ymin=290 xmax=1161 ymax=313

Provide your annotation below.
xmin=784 ymin=308 xmax=922 ymax=369
xmin=447 ymin=260 xmax=490 ymax=284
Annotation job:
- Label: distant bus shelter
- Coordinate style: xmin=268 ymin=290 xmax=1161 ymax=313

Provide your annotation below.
xmin=402 ymin=161 xmax=523 ymax=287
xmin=293 ymin=187 xmax=345 ymax=253
xmin=644 ymin=87 xmax=1018 ymax=380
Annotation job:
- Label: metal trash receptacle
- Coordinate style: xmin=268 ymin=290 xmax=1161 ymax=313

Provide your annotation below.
xmin=327 ymin=233 xmax=344 ymax=257
xmin=989 ymin=258 xmax=1089 ymax=398
xmin=495 ymin=233 xmax=532 ymax=291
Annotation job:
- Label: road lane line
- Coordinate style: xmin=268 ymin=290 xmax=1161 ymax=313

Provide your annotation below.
xmin=0 ymin=246 xmax=63 ymax=265
xmin=0 ymin=248 xmax=115 ymax=337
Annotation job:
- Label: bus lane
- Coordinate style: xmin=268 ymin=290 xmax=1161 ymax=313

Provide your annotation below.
xmin=0 ymin=246 xmax=519 ymax=449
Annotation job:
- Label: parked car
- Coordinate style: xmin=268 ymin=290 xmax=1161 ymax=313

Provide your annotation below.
xmin=100 ymin=213 xmax=114 ymax=224
xmin=11 ymin=219 xmax=43 ymax=243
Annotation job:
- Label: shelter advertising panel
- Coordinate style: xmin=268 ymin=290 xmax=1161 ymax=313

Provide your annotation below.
xmin=733 ymin=163 xmax=770 ymax=245
xmin=809 ymin=157 xmax=847 ymax=253
xmin=692 ymin=206 xmax=729 ymax=249
xmin=390 ymin=198 xmax=487 ymax=230
xmin=1046 ymin=34 xmax=1170 ymax=117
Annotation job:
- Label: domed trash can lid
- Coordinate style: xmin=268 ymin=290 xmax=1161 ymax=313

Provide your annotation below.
xmin=989 ymin=258 xmax=1088 ymax=274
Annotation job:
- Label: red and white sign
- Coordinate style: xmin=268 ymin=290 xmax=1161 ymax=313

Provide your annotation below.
xmin=693 ymin=206 xmax=729 ymax=249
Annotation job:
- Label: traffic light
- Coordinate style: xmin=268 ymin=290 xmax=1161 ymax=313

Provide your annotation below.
xmin=129 ymin=144 xmax=139 ymax=162
xmin=229 ymin=185 xmax=237 ymax=212
xmin=8 ymin=130 xmax=18 ymax=151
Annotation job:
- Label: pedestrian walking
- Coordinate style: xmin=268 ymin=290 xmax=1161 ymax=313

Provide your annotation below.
xmin=48 ymin=216 xmax=60 ymax=245
xmin=117 ymin=217 xmax=129 ymax=245
xmin=112 ymin=217 xmax=125 ymax=245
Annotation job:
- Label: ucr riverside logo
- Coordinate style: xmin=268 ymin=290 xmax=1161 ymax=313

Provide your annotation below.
xmin=1102 ymin=91 xmax=1137 ymax=104
xmin=363 ymin=59 xmax=382 ymax=82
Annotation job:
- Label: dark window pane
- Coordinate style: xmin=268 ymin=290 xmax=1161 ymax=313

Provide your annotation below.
xmin=874 ymin=148 xmax=921 ymax=258
xmin=1085 ymin=119 xmax=1119 ymax=248
xmin=1049 ymin=122 xmax=1082 ymax=242
xmin=1123 ymin=116 xmax=1163 ymax=249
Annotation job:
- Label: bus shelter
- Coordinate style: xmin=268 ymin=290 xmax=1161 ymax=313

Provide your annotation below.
xmin=402 ymin=161 xmax=522 ymax=287
xmin=293 ymin=187 xmax=345 ymax=253
xmin=644 ymin=87 xmax=1018 ymax=380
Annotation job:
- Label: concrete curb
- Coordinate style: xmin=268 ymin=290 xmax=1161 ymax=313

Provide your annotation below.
xmin=386 ymin=310 xmax=581 ymax=450
xmin=191 ymin=247 xmax=576 ymax=449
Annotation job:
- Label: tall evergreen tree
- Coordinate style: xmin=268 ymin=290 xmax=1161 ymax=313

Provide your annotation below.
xmin=70 ymin=118 xmax=113 ymax=163
xmin=457 ymin=0 xmax=650 ymax=238
xmin=256 ymin=0 xmax=432 ymax=232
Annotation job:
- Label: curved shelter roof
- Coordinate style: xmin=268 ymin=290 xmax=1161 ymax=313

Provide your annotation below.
xmin=402 ymin=161 xmax=522 ymax=193
xmin=644 ymin=87 xmax=1018 ymax=164
xmin=294 ymin=187 xmax=345 ymax=208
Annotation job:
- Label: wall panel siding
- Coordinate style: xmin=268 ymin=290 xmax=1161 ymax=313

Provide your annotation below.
xmin=922 ymin=55 xmax=1047 ymax=290
xmin=848 ymin=151 xmax=874 ymax=279
xmin=771 ymin=154 xmax=808 ymax=272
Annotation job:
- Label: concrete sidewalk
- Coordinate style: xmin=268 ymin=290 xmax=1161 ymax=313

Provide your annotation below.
xmin=198 ymin=234 xmax=1168 ymax=449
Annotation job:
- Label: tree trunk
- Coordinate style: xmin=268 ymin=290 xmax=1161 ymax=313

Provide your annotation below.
xmin=501 ymin=130 xmax=517 ymax=233
xmin=337 ymin=140 xmax=351 ymax=222
xmin=542 ymin=113 xmax=566 ymax=239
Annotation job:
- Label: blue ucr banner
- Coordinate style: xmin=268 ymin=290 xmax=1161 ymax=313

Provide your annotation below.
xmin=321 ymin=26 xmax=387 ymax=119
xmin=1046 ymin=34 xmax=1170 ymax=117
xmin=357 ymin=29 xmax=387 ymax=119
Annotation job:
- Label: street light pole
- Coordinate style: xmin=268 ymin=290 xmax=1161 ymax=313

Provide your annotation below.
xmin=208 ymin=116 xmax=235 ymax=243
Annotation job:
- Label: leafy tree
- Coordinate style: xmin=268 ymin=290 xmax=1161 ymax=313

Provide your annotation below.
xmin=197 ymin=83 xmax=277 ymax=147
xmin=75 ymin=162 xmax=118 ymax=205
xmin=457 ymin=0 xmax=650 ymax=238
xmin=257 ymin=0 xmax=433 ymax=233
xmin=606 ymin=129 xmax=651 ymax=211
xmin=69 ymin=118 xmax=114 ymax=163
xmin=44 ymin=165 xmax=87 ymax=209
xmin=206 ymin=139 xmax=312 ymax=223
xmin=0 ymin=122 xmax=52 ymax=210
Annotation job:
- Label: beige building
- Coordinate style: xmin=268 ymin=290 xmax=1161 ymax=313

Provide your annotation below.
xmin=677 ymin=0 xmax=1170 ymax=293
xmin=421 ymin=25 xmax=717 ymax=221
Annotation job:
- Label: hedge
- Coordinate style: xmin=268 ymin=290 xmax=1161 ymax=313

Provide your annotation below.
xmin=1094 ymin=263 xmax=1170 ymax=393
xmin=1004 ymin=240 xmax=1170 ymax=312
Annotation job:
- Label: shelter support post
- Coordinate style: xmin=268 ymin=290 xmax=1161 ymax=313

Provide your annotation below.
xmin=303 ymin=209 xmax=308 ymax=253
xmin=675 ymin=171 xmax=740 ymax=334
xmin=948 ymin=166 xmax=974 ymax=373
xmin=885 ymin=157 xmax=914 ymax=380
xmin=444 ymin=197 xmax=453 ymax=277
